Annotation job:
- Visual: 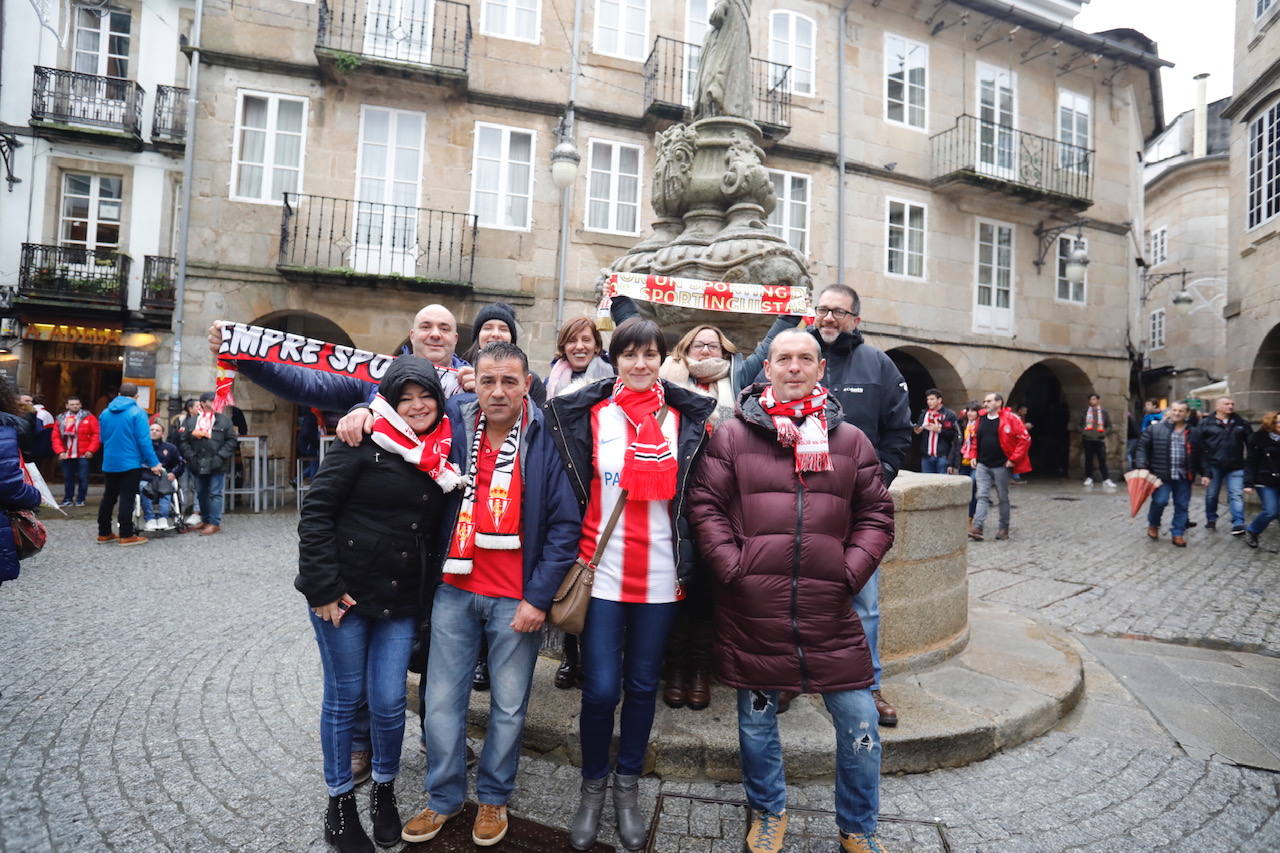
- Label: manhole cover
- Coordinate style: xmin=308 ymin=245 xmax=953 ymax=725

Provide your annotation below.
xmin=645 ymin=793 xmax=950 ymax=852
xmin=403 ymin=801 xmax=615 ymax=852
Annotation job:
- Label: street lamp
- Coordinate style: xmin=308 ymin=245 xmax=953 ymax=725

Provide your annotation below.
xmin=1032 ymin=218 xmax=1102 ymax=280
xmin=1141 ymin=269 xmax=1195 ymax=311
xmin=1064 ymin=241 xmax=1089 ymax=286
xmin=550 ymin=140 xmax=581 ymax=190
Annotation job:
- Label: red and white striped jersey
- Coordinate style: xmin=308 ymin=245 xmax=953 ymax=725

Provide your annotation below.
xmin=578 ymin=398 xmax=681 ymax=604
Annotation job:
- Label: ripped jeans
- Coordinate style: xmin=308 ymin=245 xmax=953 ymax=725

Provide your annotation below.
xmin=736 ymin=687 xmax=880 ymax=835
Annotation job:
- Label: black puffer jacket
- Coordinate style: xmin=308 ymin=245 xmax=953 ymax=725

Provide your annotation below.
xmin=1196 ymin=413 xmax=1252 ymax=472
xmin=545 ymin=378 xmax=715 ymax=588
xmin=1244 ymin=428 xmax=1280 ymax=490
xmin=295 ymin=357 xmax=451 ymax=619
xmin=1135 ymin=420 xmax=1202 ymax=482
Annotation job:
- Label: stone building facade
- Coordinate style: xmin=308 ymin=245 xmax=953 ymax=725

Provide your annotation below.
xmin=6 ymin=0 xmax=1171 ymax=475
xmin=1140 ymin=92 xmax=1230 ymax=409
xmin=1222 ymin=0 xmax=1280 ymax=420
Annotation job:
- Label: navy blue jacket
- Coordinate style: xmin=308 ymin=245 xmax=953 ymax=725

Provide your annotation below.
xmin=1195 ymin=413 xmax=1252 ymax=472
xmin=237 ymin=349 xmax=469 ymax=412
xmin=0 ymin=413 xmax=44 ymax=583
xmin=142 ymin=440 xmax=185 ymax=484
xmin=438 ymin=396 xmax=583 ymax=612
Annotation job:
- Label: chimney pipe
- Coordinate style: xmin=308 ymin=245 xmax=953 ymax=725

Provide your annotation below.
xmin=1193 ymin=72 xmax=1209 ymax=159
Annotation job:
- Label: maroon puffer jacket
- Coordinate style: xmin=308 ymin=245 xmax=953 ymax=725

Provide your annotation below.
xmin=687 ymin=386 xmax=895 ymax=694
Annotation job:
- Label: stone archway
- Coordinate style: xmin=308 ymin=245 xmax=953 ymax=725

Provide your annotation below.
xmin=1247 ymin=323 xmax=1280 ymax=417
xmin=1009 ymin=358 xmax=1095 ymax=478
xmin=249 ymin=310 xmax=355 ymax=348
xmin=887 ymin=346 xmax=967 ymax=472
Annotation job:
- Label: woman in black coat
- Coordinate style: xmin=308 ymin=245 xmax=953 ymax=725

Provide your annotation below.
xmin=297 ymin=357 xmax=460 ymax=852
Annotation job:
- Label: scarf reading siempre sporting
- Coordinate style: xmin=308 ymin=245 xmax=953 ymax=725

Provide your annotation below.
xmin=443 ymin=405 xmax=525 ymax=576
xmin=367 ymin=394 xmax=462 ymax=493
xmin=759 ymin=385 xmax=834 ymax=474
xmin=612 ymin=380 xmax=677 ymax=501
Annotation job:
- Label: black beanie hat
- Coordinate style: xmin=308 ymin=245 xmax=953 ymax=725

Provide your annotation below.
xmin=471 ymin=303 xmax=519 ymax=346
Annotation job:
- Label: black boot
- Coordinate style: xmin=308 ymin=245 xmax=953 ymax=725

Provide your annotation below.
xmin=556 ymin=634 xmax=581 ymax=689
xmin=324 ymin=791 xmax=374 ymax=853
xmin=368 ymin=779 xmax=402 ymax=847
xmin=473 ymin=658 xmax=491 ymax=692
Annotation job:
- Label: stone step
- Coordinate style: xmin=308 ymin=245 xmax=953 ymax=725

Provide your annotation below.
xmin=409 ymin=602 xmax=1083 ymax=779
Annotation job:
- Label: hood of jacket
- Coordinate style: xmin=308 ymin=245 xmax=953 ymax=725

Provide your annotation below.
xmin=106 ymin=395 xmax=140 ymax=414
xmin=736 ymin=382 xmax=846 ymax=434
xmin=377 ymin=355 xmax=447 ymax=412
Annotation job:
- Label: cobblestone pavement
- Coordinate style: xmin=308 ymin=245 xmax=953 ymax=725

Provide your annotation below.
xmin=965 ymin=481 xmax=1280 ymax=655
xmin=1 ymin=508 xmax=1278 ymax=852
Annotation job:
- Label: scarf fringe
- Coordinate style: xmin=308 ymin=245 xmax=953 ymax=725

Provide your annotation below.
xmin=475 ymin=532 xmax=521 ymax=550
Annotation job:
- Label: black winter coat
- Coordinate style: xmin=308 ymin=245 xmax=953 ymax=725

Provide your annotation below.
xmin=915 ymin=405 xmax=960 ymax=460
xmin=545 ymin=378 xmax=715 ymax=588
xmin=1135 ymin=420 xmax=1201 ymax=482
xmin=1196 ymin=414 xmax=1252 ymax=471
xmin=1244 ymin=429 xmax=1280 ymax=490
xmin=296 ymin=438 xmax=448 ymax=619
xmin=177 ymin=413 xmax=238 ymax=475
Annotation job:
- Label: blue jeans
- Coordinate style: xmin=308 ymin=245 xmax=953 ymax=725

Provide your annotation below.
xmin=1247 ymin=485 xmax=1279 ymax=536
xmin=1148 ymin=478 xmax=1192 ymax=537
xmin=61 ymin=457 xmax=89 ymax=502
xmin=853 ymin=572 xmax=881 ymax=691
xmin=194 ymin=471 xmax=225 ymax=526
xmin=1125 ymin=438 xmax=1138 ymax=470
xmin=425 ymin=584 xmax=541 ymax=812
xmin=139 ymin=492 xmax=171 ymax=520
xmin=920 ymin=455 xmax=949 ymax=474
xmin=963 ymin=465 xmax=977 ymax=518
xmin=579 ymin=598 xmax=678 ymax=779
xmin=1204 ymin=466 xmax=1245 ymax=527
xmin=310 ymin=609 xmax=416 ymax=796
xmin=737 ymin=688 xmax=880 ymax=835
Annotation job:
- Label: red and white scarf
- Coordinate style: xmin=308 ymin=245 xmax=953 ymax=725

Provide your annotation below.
xmin=612 ymin=380 xmax=677 ymax=501
xmin=443 ymin=406 xmax=525 ymax=575
xmin=58 ymin=410 xmax=86 ymax=456
xmin=192 ymin=408 xmax=216 ymax=439
xmin=1084 ymin=407 xmax=1104 ymax=435
xmin=367 ymin=394 xmax=462 ymax=492
xmin=759 ymin=385 xmax=834 ymax=474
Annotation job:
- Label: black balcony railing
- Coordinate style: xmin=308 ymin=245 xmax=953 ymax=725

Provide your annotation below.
xmin=279 ymin=194 xmax=477 ymax=288
xmin=643 ymin=37 xmax=792 ymax=134
xmin=18 ymin=243 xmax=129 ymax=306
xmin=930 ymin=115 xmax=1095 ymax=207
xmin=317 ymin=0 xmax=471 ymax=75
xmin=142 ymin=255 xmax=177 ymax=310
xmin=152 ymin=85 xmax=188 ymax=143
xmin=31 ymin=66 xmax=144 ymax=137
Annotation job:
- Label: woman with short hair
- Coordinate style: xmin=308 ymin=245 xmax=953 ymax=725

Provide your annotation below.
xmin=546 ymin=318 xmax=714 ymax=851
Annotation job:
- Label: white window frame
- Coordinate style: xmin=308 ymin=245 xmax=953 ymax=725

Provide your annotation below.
xmin=1150 ymin=225 xmax=1168 ymax=265
xmin=593 ymin=0 xmax=649 ymax=62
xmin=682 ymin=0 xmax=711 ymax=107
xmin=1055 ymin=234 xmax=1087 ymax=305
xmin=481 ymin=0 xmax=542 ymax=44
xmin=353 ymin=105 xmax=427 ymax=276
xmin=1247 ymin=100 xmax=1280 ymax=230
xmin=470 ymin=121 xmax=536 ymax=232
xmin=766 ymin=168 xmax=810 ymax=253
xmin=973 ymin=217 xmax=1015 ymax=336
xmin=884 ymin=33 xmax=927 ymax=132
xmin=885 ymin=196 xmax=927 ymax=279
xmin=229 ymin=90 xmax=308 ymax=205
xmin=1149 ymin=308 xmax=1166 ymax=351
xmin=584 ymin=138 xmax=643 ymax=236
xmin=769 ymin=11 xmax=815 ymax=98
xmin=976 ymin=62 xmax=1017 ymax=180
xmin=1258 ymin=0 xmax=1277 ymax=21
xmin=73 ymin=4 xmax=131 ymax=78
xmin=59 ymin=172 xmax=123 ymax=251
xmin=1057 ymin=88 xmax=1091 ymax=174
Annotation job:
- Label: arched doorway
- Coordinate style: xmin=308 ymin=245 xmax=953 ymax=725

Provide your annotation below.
xmin=886 ymin=346 xmax=967 ymax=472
xmin=1249 ymin=323 xmax=1280 ymax=417
xmin=1008 ymin=358 xmax=1094 ymax=478
xmin=252 ymin=310 xmax=355 ymax=348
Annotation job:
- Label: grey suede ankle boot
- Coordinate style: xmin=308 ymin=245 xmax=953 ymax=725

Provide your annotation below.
xmin=612 ymin=772 xmax=647 ymax=851
xmin=569 ymin=776 xmax=609 ymax=851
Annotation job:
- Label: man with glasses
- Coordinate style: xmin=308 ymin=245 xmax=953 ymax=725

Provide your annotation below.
xmin=968 ymin=393 xmax=1031 ymax=543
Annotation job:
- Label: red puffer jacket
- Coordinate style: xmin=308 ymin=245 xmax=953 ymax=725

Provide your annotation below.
xmin=688 ymin=386 xmax=895 ymax=694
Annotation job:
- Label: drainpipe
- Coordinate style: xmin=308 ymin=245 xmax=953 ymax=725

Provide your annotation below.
xmin=1192 ymin=73 xmax=1209 ymax=159
xmin=168 ymin=0 xmax=202 ymax=413
xmin=835 ymin=0 xmax=855 ymax=285
xmin=554 ymin=0 xmax=585 ymax=329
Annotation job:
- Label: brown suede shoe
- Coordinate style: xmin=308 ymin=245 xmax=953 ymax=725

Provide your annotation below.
xmin=401 ymin=805 xmax=460 ymax=843
xmin=472 ymin=803 xmax=509 ymax=847
xmin=1146 ymin=526 xmax=1159 ymax=540
xmin=686 ymin=665 xmax=711 ymax=711
xmin=199 ymin=524 xmax=221 ymax=536
xmin=350 ymin=750 xmax=371 ymax=785
xmin=967 ymin=524 xmax=984 ymax=541
xmin=118 ymin=536 xmax=148 ymax=547
xmin=995 ymin=529 xmax=1009 ymax=541
xmin=96 ymin=534 xmax=118 ymax=544
xmin=662 ymin=661 xmax=686 ymax=708
xmin=776 ymin=690 xmax=798 ymax=714
xmin=1172 ymin=536 xmax=1187 ymax=547
xmin=872 ymin=689 xmax=898 ymax=727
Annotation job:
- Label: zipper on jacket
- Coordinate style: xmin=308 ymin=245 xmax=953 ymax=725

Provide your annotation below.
xmin=790 ymin=481 xmax=811 ymax=694
xmin=672 ymin=424 xmax=708 ymax=589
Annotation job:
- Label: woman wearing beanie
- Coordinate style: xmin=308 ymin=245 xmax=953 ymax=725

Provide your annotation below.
xmin=547 ymin=318 xmax=714 ymax=851
xmin=297 ymin=356 xmax=460 ymax=852
xmin=463 ymin=303 xmax=547 ymax=406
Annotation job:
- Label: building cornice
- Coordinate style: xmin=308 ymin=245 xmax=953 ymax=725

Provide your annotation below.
xmin=1144 ymin=153 xmax=1230 ymax=195
xmin=185 ymin=46 xmax=322 ymax=80
xmin=1221 ymin=55 xmax=1280 ymax=121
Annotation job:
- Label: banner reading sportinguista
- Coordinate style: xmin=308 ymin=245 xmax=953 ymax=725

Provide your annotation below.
xmin=605 ymin=272 xmax=811 ymax=316
xmin=217 ymin=322 xmax=396 ymax=383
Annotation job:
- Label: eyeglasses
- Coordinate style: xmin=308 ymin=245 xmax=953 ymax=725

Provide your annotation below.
xmin=689 ymin=341 xmax=722 ymax=352
xmin=815 ymin=306 xmax=855 ymax=320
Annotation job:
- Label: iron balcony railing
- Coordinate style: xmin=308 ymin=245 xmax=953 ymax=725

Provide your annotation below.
xmin=152 ymin=85 xmax=188 ymax=143
xmin=31 ymin=66 xmax=144 ymax=137
xmin=18 ymin=243 xmax=130 ymax=306
xmin=142 ymin=255 xmax=177 ymax=310
xmin=279 ymin=193 xmax=477 ymax=287
xmin=316 ymin=0 xmax=471 ymax=74
xmin=643 ymin=36 xmax=792 ymax=132
xmin=930 ymin=114 xmax=1094 ymax=206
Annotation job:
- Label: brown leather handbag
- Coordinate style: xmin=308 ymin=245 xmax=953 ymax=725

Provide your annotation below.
xmin=549 ymin=406 xmax=668 ymax=634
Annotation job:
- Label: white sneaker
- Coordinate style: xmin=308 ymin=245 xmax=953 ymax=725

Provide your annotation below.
xmin=144 ymin=519 xmax=157 ymax=532
xmin=1103 ymin=479 xmax=1117 ymax=489
xmin=185 ymin=513 xmax=202 ymax=527
xmin=1083 ymin=478 xmax=1094 ymax=487
xmin=158 ymin=518 xmax=172 ymax=530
